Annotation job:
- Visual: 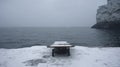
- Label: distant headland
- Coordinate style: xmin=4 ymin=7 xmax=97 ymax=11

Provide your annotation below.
xmin=92 ymin=0 xmax=120 ymax=29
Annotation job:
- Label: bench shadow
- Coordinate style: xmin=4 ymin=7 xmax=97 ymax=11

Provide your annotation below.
xmin=23 ymin=58 xmax=47 ymax=66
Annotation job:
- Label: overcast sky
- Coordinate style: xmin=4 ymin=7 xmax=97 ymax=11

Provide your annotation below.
xmin=0 ymin=0 xmax=107 ymax=27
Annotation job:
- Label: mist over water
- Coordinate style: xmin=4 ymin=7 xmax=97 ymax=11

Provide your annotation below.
xmin=0 ymin=27 xmax=120 ymax=48
xmin=0 ymin=0 xmax=109 ymax=49
xmin=0 ymin=0 xmax=106 ymax=27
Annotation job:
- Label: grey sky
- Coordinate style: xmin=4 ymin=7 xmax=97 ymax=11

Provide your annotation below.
xmin=0 ymin=0 xmax=106 ymax=27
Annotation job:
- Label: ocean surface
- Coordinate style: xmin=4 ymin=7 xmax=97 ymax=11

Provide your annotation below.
xmin=0 ymin=27 xmax=120 ymax=48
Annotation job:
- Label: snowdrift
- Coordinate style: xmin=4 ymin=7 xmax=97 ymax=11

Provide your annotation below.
xmin=0 ymin=46 xmax=120 ymax=67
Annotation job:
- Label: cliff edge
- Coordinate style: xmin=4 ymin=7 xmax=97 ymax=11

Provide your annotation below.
xmin=92 ymin=0 xmax=120 ymax=29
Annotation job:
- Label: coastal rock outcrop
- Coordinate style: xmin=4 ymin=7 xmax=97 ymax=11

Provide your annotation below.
xmin=92 ymin=0 xmax=120 ymax=29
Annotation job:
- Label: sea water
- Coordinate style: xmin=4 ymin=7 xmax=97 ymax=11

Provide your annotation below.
xmin=0 ymin=27 xmax=120 ymax=48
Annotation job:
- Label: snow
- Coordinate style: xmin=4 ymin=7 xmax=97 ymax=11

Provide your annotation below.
xmin=53 ymin=41 xmax=70 ymax=45
xmin=0 ymin=46 xmax=120 ymax=67
xmin=49 ymin=41 xmax=73 ymax=47
xmin=48 ymin=41 xmax=74 ymax=48
xmin=48 ymin=45 xmax=73 ymax=47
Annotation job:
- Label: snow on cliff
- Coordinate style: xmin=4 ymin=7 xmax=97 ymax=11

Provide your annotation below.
xmin=92 ymin=0 xmax=120 ymax=29
xmin=0 ymin=46 xmax=120 ymax=67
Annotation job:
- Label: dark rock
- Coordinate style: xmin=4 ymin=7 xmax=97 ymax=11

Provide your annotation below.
xmin=92 ymin=0 xmax=120 ymax=29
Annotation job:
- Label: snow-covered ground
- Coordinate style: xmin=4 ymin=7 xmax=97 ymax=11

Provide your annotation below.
xmin=0 ymin=46 xmax=120 ymax=67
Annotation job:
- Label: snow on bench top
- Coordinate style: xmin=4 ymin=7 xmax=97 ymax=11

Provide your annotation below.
xmin=53 ymin=41 xmax=70 ymax=45
xmin=48 ymin=41 xmax=74 ymax=47
xmin=48 ymin=45 xmax=74 ymax=47
xmin=0 ymin=46 xmax=120 ymax=67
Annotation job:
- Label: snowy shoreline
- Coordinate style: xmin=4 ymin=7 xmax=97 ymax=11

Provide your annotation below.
xmin=0 ymin=46 xmax=120 ymax=67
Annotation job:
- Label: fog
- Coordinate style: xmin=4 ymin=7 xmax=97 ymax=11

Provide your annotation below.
xmin=0 ymin=0 xmax=106 ymax=27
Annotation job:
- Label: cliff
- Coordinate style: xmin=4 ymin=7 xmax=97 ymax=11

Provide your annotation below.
xmin=92 ymin=0 xmax=120 ymax=29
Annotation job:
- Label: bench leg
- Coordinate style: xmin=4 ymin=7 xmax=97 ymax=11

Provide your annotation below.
xmin=52 ymin=49 xmax=55 ymax=57
xmin=67 ymin=49 xmax=70 ymax=56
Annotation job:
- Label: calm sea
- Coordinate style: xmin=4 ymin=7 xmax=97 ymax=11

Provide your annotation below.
xmin=0 ymin=27 xmax=120 ymax=48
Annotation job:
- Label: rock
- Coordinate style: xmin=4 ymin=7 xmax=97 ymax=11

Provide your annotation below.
xmin=92 ymin=0 xmax=120 ymax=29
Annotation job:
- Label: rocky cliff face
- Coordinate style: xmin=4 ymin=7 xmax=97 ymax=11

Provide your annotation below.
xmin=92 ymin=0 xmax=120 ymax=29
